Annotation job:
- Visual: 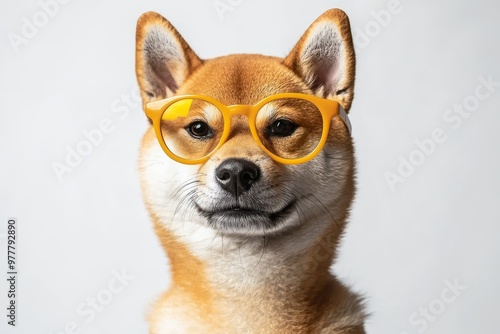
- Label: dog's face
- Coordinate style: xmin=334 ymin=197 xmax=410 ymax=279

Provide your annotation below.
xmin=136 ymin=10 xmax=356 ymax=239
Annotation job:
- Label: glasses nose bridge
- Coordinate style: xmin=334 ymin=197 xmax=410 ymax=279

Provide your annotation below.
xmin=227 ymin=104 xmax=253 ymax=117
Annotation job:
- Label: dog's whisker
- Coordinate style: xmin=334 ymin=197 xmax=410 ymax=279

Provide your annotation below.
xmin=174 ymin=189 xmax=198 ymax=223
xmin=137 ymin=158 xmax=167 ymax=167
xmin=255 ymin=233 xmax=270 ymax=269
xmin=308 ymin=193 xmax=341 ymax=232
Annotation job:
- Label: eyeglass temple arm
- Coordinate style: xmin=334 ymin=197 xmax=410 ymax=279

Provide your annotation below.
xmin=144 ymin=99 xmax=168 ymax=114
xmin=337 ymin=104 xmax=352 ymax=135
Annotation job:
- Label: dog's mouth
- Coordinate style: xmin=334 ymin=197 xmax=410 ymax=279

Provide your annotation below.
xmin=195 ymin=200 xmax=296 ymax=234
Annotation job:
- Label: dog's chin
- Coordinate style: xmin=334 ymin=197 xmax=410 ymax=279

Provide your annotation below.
xmin=195 ymin=201 xmax=297 ymax=236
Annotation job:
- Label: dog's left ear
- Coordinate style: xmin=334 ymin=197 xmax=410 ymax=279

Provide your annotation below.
xmin=284 ymin=9 xmax=356 ymax=111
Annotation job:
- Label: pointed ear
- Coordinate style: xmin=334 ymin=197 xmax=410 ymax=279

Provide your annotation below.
xmin=135 ymin=12 xmax=203 ymax=105
xmin=283 ymin=9 xmax=356 ymax=111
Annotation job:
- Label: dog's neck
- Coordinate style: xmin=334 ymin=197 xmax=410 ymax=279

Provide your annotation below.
xmin=150 ymin=198 xmax=362 ymax=332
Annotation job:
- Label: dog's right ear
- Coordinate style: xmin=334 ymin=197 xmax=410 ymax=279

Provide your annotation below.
xmin=135 ymin=12 xmax=203 ymax=105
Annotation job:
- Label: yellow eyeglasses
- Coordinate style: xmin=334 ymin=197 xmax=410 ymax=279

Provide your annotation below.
xmin=145 ymin=93 xmax=351 ymax=165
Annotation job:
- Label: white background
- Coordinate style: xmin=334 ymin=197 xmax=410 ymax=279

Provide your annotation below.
xmin=1 ymin=0 xmax=499 ymax=333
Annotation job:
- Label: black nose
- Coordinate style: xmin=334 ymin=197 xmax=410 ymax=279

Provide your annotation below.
xmin=215 ymin=159 xmax=261 ymax=197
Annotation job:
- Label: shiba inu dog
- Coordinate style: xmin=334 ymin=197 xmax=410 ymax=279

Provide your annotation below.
xmin=135 ymin=8 xmax=365 ymax=334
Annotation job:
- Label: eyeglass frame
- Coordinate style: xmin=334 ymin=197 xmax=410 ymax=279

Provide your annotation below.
xmin=144 ymin=92 xmax=352 ymax=165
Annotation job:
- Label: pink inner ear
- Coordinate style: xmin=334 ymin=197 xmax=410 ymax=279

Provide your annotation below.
xmin=309 ymin=57 xmax=341 ymax=98
xmin=300 ymin=23 xmax=345 ymax=97
xmin=148 ymin=58 xmax=179 ymax=94
xmin=141 ymin=25 xmax=186 ymax=97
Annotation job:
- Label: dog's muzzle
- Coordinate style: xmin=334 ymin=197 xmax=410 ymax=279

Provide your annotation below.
xmin=195 ymin=158 xmax=296 ymax=234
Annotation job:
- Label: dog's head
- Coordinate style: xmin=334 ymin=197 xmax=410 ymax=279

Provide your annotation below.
xmin=136 ymin=10 xmax=356 ymax=240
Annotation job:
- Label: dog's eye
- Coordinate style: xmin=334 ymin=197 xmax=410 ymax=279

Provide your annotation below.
xmin=268 ymin=119 xmax=297 ymax=137
xmin=186 ymin=121 xmax=212 ymax=139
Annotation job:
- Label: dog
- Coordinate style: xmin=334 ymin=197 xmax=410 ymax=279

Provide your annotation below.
xmin=135 ymin=8 xmax=365 ymax=334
